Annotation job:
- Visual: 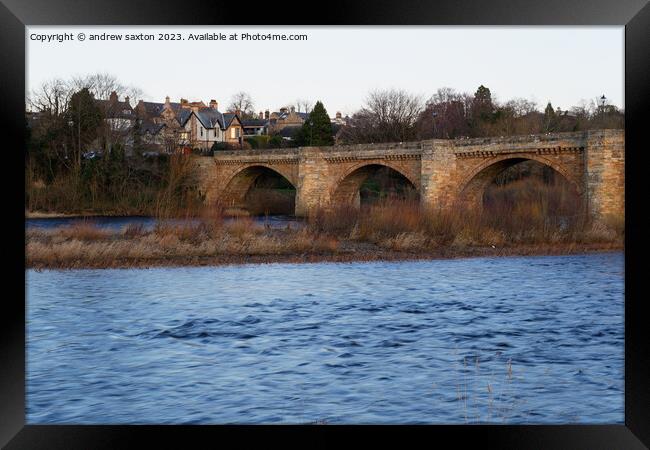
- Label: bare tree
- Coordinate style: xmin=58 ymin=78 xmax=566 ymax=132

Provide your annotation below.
xmin=27 ymin=78 xmax=73 ymax=116
xmin=341 ymin=89 xmax=424 ymax=144
xmin=294 ymin=99 xmax=313 ymax=113
xmin=228 ymin=91 xmax=255 ymax=118
xmin=69 ymin=73 xmax=143 ymax=104
xmin=415 ymin=87 xmax=473 ymax=139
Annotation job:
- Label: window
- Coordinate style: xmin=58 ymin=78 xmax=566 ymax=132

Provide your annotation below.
xmin=200 ymin=127 xmax=203 ymax=137
xmin=214 ymin=129 xmax=217 ymax=138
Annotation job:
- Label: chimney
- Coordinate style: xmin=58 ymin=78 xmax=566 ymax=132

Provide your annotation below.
xmin=264 ymin=110 xmax=270 ymax=120
xmin=109 ymin=91 xmax=118 ymax=104
xmin=235 ymin=108 xmax=241 ymax=117
xmin=180 ymin=98 xmax=189 ymax=108
xmin=165 ymin=96 xmax=170 ymax=105
xmin=124 ymin=96 xmax=130 ymax=106
xmin=258 ymin=111 xmax=263 ymax=119
xmin=290 ymin=106 xmax=295 ymax=113
xmin=336 ymin=111 xmax=342 ymax=119
xmin=210 ymin=99 xmax=218 ymax=109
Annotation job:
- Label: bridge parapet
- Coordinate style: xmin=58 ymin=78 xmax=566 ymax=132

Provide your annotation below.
xmin=449 ymin=130 xmax=589 ymax=147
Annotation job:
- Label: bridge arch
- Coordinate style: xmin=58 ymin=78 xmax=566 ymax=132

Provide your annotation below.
xmin=331 ymin=162 xmax=420 ymax=207
xmin=456 ymin=154 xmax=583 ymax=210
xmin=220 ymin=164 xmax=297 ymax=214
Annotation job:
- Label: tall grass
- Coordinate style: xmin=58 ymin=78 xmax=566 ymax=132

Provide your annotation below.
xmin=306 ymin=179 xmax=622 ymax=251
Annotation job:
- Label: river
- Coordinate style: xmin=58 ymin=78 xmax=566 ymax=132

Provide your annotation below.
xmin=26 ymin=252 xmax=624 ymax=424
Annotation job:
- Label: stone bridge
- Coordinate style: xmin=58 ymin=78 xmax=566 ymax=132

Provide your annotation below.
xmin=193 ymin=129 xmax=624 ymax=221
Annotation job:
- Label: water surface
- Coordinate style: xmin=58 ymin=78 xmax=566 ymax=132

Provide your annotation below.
xmin=26 ymin=252 xmax=624 ymax=424
xmin=25 ymin=214 xmax=301 ymax=231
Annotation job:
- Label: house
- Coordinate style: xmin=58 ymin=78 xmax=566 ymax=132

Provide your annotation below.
xmin=93 ymin=91 xmax=137 ymax=153
xmin=138 ymin=121 xmax=173 ymax=152
xmin=134 ymin=96 xmax=182 ymax=126
xmin=268 ymin=106 xmax=309 ymax=134
xmin=177 ymin=100 xmax=244 ymax=150
xmin=95 ymin=91 xmax=137 ymax=131
xmin=134 ymin=96 xmax=185 ymax=153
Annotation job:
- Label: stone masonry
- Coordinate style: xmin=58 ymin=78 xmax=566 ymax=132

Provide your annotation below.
xmin=192 ymin=129 xmax=624 ymax=222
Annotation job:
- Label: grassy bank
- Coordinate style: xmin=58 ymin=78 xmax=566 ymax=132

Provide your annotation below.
xmin=26 ymin=199 xmax=623 ymax=270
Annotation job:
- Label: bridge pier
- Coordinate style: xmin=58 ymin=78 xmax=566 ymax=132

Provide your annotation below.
xmin=295 ymin=146 xmax=331 ymax=217
xmin=584 ymin=130 xmax=625 ymax=222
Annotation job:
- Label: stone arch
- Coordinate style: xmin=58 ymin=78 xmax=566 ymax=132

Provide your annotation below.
xmin=220 ymin=164 xmax=297 ymax=213
xmin=331 ymin=162 xmax=419 ymax=207
xmin=456 ymin=154 xmax=583 ymax=209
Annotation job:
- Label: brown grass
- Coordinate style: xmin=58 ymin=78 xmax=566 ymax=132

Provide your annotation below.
xmin=58 ymin=222 xmax=113 ymax=241
xmin=306 ymin=179 xmax=623 ymax=251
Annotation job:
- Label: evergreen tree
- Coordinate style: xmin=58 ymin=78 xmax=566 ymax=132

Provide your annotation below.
xmin=472 ymin=85 xmax=494 ymax=119
xmin=543 ymin=102 xmax=557 ymax=132
xmin=469 ymin=85 xmax=495 ymax=136
xmin=68 ymin=88 xmax=103 ymax=168
xmin=295 ymin=101 xmax=334 ymax=146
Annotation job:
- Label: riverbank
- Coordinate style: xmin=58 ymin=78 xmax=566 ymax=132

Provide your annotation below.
xmin=26 ymin=221 xmax=623 ymax=270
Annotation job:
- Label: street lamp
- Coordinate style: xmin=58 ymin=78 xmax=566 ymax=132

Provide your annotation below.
xmin=598 ymin=95 xmax=608 ymax=119
xmin=310 ymin=119 xmax=313 ymax=146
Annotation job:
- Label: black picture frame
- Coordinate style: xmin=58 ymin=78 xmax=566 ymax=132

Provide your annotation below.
xmin=3 ymin=0 xmax=648 ymax=447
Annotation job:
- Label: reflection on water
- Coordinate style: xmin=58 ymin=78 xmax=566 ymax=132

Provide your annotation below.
xmin=26 ymin=252 xmax=624 ymax=424
xmin=25 ymin=215 xmax=302 ymax=231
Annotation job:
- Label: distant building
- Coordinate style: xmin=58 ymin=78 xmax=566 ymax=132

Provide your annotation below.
xmin=268 ymin=106 xmax=309 ymax=134
xmin=93 ymin=91 xmax=137 ymax=153
xmin=331 ymin=111 xmax=349 ymax=126
xmin=134 ymin=96 xmax=182 ymax=126
xmin=177 ymin=100 xmax=244 ymax=150
xmin=95 ymin=91 xmax=136 ymax=130
xmin=242 ymin=112 xmax=269 ymax=136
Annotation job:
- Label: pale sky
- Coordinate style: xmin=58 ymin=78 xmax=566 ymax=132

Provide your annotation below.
xmin=26 ymin=26 xmax=624 ymax=115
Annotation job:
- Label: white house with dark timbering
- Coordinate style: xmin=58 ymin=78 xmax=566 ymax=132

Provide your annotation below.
xmin=177 ymin=100 xmax=244 ymax=150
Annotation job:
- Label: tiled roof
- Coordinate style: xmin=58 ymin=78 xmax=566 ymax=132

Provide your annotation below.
xmin=95 ymin=99 xmax=135 ymax=119
xmin=178 ymin=108 xmax=241 ymax=130
xmin=242 ymin=119 xmax=268 ymax=127
xmin=176 ymin=109 xmax=193 ymax=126
xmin=140 ymin=101 xmax=182 ymax=116
xmin=196 ymin=108 xmax=223 ymax=128
xmin=138 ymin=121 xmax=166 ymax=135
xmin=273 ymin=111 xmax=309 ymax=121
xmin=222 ymin=113 xmax=239 ymax=129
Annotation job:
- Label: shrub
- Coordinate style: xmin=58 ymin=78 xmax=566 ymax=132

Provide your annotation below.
xmin=210 ymin=142 xmax=228 ymax=152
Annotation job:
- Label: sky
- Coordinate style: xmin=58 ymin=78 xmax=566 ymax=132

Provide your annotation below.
xmin=26 ymin=26 xmax=624 ymax=116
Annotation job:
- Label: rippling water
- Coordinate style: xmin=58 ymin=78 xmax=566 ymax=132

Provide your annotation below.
xmin=26 ymin=252 xmax=624 ymax=424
